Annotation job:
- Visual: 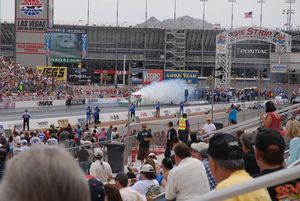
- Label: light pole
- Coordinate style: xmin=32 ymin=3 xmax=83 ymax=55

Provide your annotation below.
xmin=174 ymin=0 xmax=177 ymax=28
xmin=257 ymin=0 xmax=266 ymax=28
xmin=285 ymin=0 xmax=296 ymax=30
xmin=200 ymin=0 xmax=208 ymax=73
xmin=87 ymin=0 xmax=90 ymax=26
xmin=282 ymin=9 xmax=295 ymax=30
xmin=228 ymin=0 xmax=236 ymax=29
xmin=145 ymin=0 xmax=148 ymax=22
xmin=127 ymin=62 xmax=132 ymax=137
xmin=116 ymin=0 xmax=119 ymax=26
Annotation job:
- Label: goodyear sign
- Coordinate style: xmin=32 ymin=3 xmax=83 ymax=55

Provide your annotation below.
xmin=36 ymin=66 xmax=67 ymax=81
xmin=164 ymin=70 xmax=199 ymax=84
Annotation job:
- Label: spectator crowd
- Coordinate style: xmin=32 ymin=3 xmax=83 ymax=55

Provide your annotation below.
xmin=0 ymin=100 xmax=300 ymax=201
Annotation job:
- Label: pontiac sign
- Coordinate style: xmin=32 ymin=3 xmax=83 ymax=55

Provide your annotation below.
xmin=235 ymin=44 xmax=270 ymax=59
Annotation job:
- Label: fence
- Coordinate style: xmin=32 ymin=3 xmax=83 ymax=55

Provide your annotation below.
xmin=151 ymin=103 xmax=300 ymax=201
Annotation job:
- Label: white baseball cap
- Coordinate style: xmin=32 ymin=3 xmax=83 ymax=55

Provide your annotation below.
xmin=140 ymin=164 xmax=155 ymax=173
xmin=191 ymin=142 xmax=209 ymax=153
xmin=94 ymin=148 xmax=103 ymax=157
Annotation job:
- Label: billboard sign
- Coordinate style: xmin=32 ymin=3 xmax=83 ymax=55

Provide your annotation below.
xmin=228 ymin=27 xmax=274 ymax=41
xmin=36 ymin=66 xmax=67 ymax=81
xmin=67 ymin=67 xmax=96 ymax=83
xmin=271 ymin=64 xmax=288 ymax=73
xmin=50 ymin=57 xmax=81 ymax=63
xmin=46 ymin=29 xmax=87 ymax=59
xmin=143 ymin=69 xmax=163 ymax=84
xmin=15 ymin=0 xmax=49 ymax=66
xmin=235 ymin=44 xmax=270 ymax=59
xmin=164 ymin=70 xmax=199 ymax=84
xmin=131 ymin=69 xmax=144 ymax=84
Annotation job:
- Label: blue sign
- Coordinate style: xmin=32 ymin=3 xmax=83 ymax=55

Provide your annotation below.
xmin=82 ymin=34 xmax=87 ymax=58
xmin=164 ymin=70 xmax=199 ymax=84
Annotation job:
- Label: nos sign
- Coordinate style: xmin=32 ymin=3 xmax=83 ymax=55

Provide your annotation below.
xmin=235 ymin=44 xmax=270 ymax=59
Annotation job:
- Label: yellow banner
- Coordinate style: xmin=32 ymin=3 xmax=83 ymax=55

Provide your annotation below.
xmin=36 ymin=66 xmax=67 ymax=81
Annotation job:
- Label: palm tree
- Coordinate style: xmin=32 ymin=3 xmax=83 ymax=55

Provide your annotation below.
xmin=206 ymin=75 xmax=214 ymax=89
xmin=231 ymin=74 xmax=238 ymax=88
xmin=102 ymin=74 xmax=109 ymax=84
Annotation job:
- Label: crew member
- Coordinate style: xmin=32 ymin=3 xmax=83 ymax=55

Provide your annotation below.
xmin=130 ymin=103 xmax=135 ymax=120
xmin=179 ymin=101 xmax=184 ymax=115
xmin=227 ymin=104 xmax=238 ymax=125
xmin=177 ymin=113 xmax=190 ymax=145
xmin=94 ymin=106 xmax=100 ymax=124
xmin=155 ymin=102 xmax=160 ymax=118
xmin=86 ymin=106 xmax=92 ymax=124
xmin=22 ymin=109 xmax=31 ymax=131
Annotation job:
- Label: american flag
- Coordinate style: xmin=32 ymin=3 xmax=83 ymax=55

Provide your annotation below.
xmin=244 ymin=11 xmax=253 ymax=18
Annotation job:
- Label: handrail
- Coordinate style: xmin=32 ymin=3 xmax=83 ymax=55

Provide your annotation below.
xmin=189 ymin=165 xmax=300 ymax=201
xmin=202 ymin=103 xmax=300 ymax=140
xmin=287 ymin=158 xmax=300 ymax=168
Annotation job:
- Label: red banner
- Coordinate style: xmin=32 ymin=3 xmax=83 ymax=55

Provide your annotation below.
xmin=143 ymin=69 xmax=163 ymax=84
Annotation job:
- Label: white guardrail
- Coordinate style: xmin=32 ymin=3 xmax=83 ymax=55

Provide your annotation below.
xmin=189 ymin=165 xmax=300 ymax=201
xmin=0 ymin=101 xmax=260 ymax=130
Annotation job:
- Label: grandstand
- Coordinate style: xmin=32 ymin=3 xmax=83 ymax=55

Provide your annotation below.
xmin=1 ymin=22 xmax=300 ymax=85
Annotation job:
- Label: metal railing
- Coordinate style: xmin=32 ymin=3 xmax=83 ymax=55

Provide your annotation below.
xmin=189 ymin=165 xmax=300 ymax=201
xmin=151 ymin=103 xmax=300 ymax=201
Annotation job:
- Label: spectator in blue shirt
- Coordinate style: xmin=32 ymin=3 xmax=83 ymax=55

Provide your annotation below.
xmin=94 ymin=106 xmax=100 ymax=124
xmin=130 ymin=103 xmax=135 ymax=119
xmin=86 ymin=106 xmax=92 ymax=124
xmin=155 ymin=102 xmax=160 ymax=118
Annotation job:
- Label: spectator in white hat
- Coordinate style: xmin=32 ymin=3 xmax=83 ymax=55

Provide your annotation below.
xmin=131 ymin=164 xmax=160 ymax=198
xmin=89 ymin=148 xmax=112 ymax=183
xmin=200 ymin=118 xmax=216 ymax=136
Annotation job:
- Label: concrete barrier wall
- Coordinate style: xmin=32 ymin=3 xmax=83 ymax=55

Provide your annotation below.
xmin=0 ymin=101 xmax=259 ymax=130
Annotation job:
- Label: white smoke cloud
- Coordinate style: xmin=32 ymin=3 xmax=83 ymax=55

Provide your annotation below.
xmin=133 ymin=79 xmax=195 ymax=104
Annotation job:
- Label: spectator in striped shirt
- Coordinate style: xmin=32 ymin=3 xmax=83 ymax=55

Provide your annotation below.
xmin=191 ymin=142 xmax=217 ymax=190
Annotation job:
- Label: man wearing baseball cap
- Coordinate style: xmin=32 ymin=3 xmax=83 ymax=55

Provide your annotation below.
xmin=254 ymin=128 xmax=300 ymax=200
xmin=89 ymin=148 xmax=112 ymax=183
xmin=131 ymin=164 xmax=160 ymax=197
xmin=208 ymin=133 xmax=271 ymax=201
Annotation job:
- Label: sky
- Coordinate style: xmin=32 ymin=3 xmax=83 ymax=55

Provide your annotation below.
xmin=1 ymin=0 xmax=300 ymax=29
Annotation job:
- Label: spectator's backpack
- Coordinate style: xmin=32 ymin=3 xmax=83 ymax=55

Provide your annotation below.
xmin=0 ymin=137 xmax=8 ymax=160
xmin=146 ymin=185 xmax=161 ymax=199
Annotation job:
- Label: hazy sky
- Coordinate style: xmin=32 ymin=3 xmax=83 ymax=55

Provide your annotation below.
xmin=1 ymin=0 xmax=300 ymax=29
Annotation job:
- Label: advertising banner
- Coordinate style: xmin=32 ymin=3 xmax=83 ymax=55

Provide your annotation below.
xmin=164 ymin=70 xmax=199 ymax=84
xmin=271 ymin=64 xmax=288 ymax=73
xmin=235 ymin=44 xmax=270 ymax=59
xmin=67 ymin=67 xmax=96 ymax=83
xmin=50 ymin=57 xmax=81 ymax=63
xmin=16 ymin=19 xmax=48 ymax=32
xmin=36 ymin=66 xmax=67 ymax=81
xmin=69 ymin=99 xmax=86 ymax=106
xmin=15 ymin=0 xmax=49 ymax=66
xmin=46 ymin=29 xmax=87 ymax=59
xmin=228 ymin=27 xmax=274 ymax=41
xmin=131 ymin=69 xmax=144 ymax=84
xmin=143 ymin=69 xmax=163 ymax=84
